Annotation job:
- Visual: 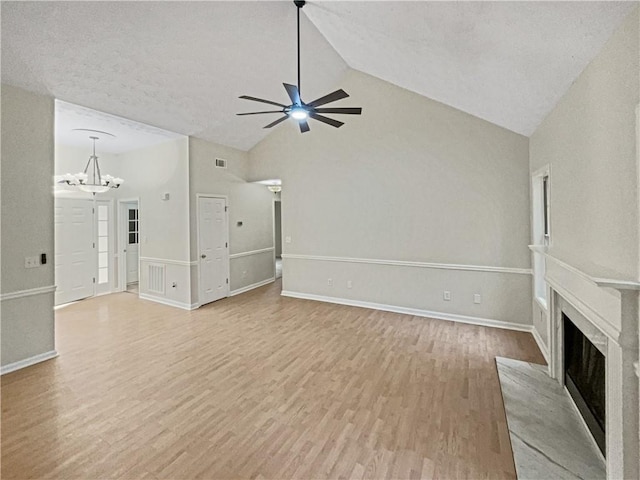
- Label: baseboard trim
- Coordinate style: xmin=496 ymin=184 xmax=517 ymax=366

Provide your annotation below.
xmin=281 ymin=290 xmax=533 ymax=333
xmin=1 ymin=350 xmax=59 ymax=375
xmin=230 ymin=277 xmax=275 ymax=297
xmin=1 ymin=285 xmax=56 ymax=302
xmin=139 ymin=293 xmax=194 ymax=311
xmin=531 ymin=326 xmax=550 ymax=364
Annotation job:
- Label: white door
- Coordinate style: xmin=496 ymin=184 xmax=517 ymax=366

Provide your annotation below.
xmin=55 ymin=198 xmax=95 ymax=305
xmin=126 ymin=206 xmax=139 ymax=284
xmin=198 ymin=196 xmax=229 ymax=305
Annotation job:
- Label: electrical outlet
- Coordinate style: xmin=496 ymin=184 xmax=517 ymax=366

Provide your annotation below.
xmin=443 ymin=290 xmax=451 ymax=301
xmin=474 ymin=294 xmax=482 ymax=304
xmin=242 ymin=270 xmax=247 ymax=278
xmin=285 ymin=236 xmax=291 ymax=244
xmin=24 ymin=256 xmax=39 ymax=269
xmin=327 ymin=278 xmax=333 ymax=286
xmin=347 ymin=280 xmax=353 ymax=289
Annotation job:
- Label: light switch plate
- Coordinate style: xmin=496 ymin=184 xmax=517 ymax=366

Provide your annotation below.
xmin=443 ymin=291 xmax=451 ymax=301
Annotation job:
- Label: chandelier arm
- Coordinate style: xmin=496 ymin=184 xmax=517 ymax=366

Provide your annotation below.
xmin=82 ymin=157 xmax=92 ymax=176
xmin=95 ymin=155 xmax=103 ymax=185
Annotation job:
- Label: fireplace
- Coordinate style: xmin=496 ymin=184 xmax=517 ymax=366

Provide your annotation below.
xmin=563 ymin=313 xmax=606 ymax=456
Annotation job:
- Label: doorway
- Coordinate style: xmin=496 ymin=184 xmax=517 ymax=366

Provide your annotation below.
xmin=54 ymin=198 xmax=95 ymax=305
xmin=119 ymin=200 xmax=140 ymax=294
xmin=197 ymin=195 xmax=230 ymax=305
xmin=274 ymin=199 xmax=282 ymax=279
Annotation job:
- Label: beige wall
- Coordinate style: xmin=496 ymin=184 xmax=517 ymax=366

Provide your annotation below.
xmin=1 ymin=85 xmax=56 ymax=367
xmin=117 ymin=138 xmax=192 ymax=307
xmin=249 ymin=69 xmax=533 ymax=326
xmin=189 ymin=137 xmax=275 ymax=298
xmin=530 ymin=8 xmax=640 ymax=281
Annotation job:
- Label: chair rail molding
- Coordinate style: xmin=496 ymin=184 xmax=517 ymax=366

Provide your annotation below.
xmin=282 ymin=254 xmax=531 ymax=275
xmin=0 ymin=285 xmax=56 ymax=302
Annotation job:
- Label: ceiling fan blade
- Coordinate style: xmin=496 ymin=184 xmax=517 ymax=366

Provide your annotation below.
xmin=299 ymin=120 xmax=310 ymax=133
xmin=309 ymin=113 xmax=344 ymax=128
xmin=314 ymin=107 xmax=362 ymax=115
xmin=307 ymin=89 xmax=349 ymax=108
xmin=283 ymin=83 xmax=301 ymax=105
xmin=237 ymin=110 xmax=284 ymax=116
xmin=239 ymin=95 xmax=287 ymax=108
xmin=263 ymin=116 xmax=289 ymax=129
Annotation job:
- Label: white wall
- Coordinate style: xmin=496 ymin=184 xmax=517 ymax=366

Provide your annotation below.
xmin=530 ymin=9 xmax=639 ymax=282
xmin=249 ymin=69 xmax=533 ymax=327
xmin=117 ymin=137 xmax=192 ymax=307
xmin=530 ymin=8 xmax=640 ymax=351
xmin=189 ymin=137 xmax=275 ymax=301
xmin=1 ymin=84 xmax=56 ymax=368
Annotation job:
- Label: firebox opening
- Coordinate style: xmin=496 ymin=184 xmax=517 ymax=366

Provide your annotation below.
xmin=563 ymin=313 xmax=606 ymax=456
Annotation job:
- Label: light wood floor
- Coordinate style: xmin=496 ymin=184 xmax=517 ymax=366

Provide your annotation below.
xmin=2 ymin=280 xmax=544 ymax=479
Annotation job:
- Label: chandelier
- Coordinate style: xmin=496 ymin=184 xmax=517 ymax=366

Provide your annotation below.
xmin=55 ymin=134 xmax=123 ymax=193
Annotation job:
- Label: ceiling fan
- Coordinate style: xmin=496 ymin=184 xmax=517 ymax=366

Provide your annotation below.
xmin=237 ymin=0 xmax=362 ymax=133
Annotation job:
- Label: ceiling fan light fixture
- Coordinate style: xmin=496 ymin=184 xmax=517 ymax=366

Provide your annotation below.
xmin=290 ymin=107 xmax=308 ymax=120
xmin=237 ymin=0 xmax=362 ymax=133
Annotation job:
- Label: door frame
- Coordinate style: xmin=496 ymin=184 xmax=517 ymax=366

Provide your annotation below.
xmin=95 ymin=198 xmax=115 ymax=297
xmin=117 ymin=197 xmax=141 ymax=293
xmin=272 ymin=196 xmax=281 ymax=281
xmin=196 ymin=194 xmax=230 ymax=304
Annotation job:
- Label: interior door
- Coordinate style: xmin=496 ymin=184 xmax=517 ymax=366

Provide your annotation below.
xmin=198 ymin=196 xmax=229 ymax=305
xmin=54 ymin=198 xmax=95 ymax=305
xmin=126 ymin=206 xmax=139 ymax=284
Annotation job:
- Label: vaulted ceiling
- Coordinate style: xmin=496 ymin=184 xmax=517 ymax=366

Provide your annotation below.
xmin=2 ymin=1 xmax=634 ymax=151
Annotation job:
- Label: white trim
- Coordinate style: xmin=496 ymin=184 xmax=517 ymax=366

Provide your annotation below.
xmin=546 ymin=275 xmax=620 ymax=341
xmin=563 ymin=385 xmax=606 ymax=465
xmin=1 ymin=285 xmax=56 ymax=302
xmin=139 ymin=292 xmax=198 ymax=311
xmin=634 ymin=361 xmax=639 ymax=378
xmin=139 ymin=257 xmax=197 ymax=266
xmin=118 ymin=198 xmax=141 ymax=292
xmin=545 ymin=253 xmax=640 ymax=291
xmin=531 ymin=326 xmax=550 ymax=364
xmin=281 ymin=254 xmax=531 ymax=275
xmin=230 ymin=277 xmax=275 ymax=297
xmin=229 ymin=247 xmax=274 ymax=259
xmin=534 ymin=295 xmax=548 ymax=312
xmin=1 ymin=350 xmax=58 ymax=375
xmin=281 ymin=290 xmax=533 ymax=333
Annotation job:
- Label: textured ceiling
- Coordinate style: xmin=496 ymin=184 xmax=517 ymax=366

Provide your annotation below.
xmin=2 ymin=1 xmax=636 ymax=150
xmin=56 ymin=100 xmax=185 ymax=154
xmin=2 ymin=1 xmax=348 ymax=151
xmin=304 ymin=1 xmax=635 ymax=136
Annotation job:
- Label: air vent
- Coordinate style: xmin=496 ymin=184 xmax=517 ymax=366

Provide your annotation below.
xmin=215 ymin=158 xmax=227 ymax=169
xmin=147 ymin=264 xmax=165 ymax=295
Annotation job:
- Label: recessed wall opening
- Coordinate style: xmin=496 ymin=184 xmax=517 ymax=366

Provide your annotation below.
xmin=563 ymin=313 xmax=606 ymax=456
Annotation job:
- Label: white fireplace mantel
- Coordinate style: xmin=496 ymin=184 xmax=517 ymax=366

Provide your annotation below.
xmin=536 ymin=249 xmax=639 ymax=480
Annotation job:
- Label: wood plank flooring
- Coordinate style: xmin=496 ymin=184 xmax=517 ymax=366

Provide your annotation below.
xmin=1 ymin=280 xmax=544 ymax=479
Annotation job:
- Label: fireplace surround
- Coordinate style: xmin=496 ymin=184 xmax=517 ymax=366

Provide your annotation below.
xmin=539 ymin=252 xmax=639 ymax=480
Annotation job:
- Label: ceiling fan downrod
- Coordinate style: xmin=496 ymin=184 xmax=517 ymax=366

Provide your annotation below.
xmin=295 ymin=0 xmax=305 ymax=103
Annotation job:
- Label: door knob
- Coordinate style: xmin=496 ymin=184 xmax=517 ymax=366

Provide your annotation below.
xmin=201 ymin=254 xmax=207 ymax=259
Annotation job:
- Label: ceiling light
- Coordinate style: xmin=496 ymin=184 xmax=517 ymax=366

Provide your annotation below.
xmin=290 ymin=108 xmax=308 ymax=120
xmin=55 ymin=134 xmax=123 ymax=194
xmin=267 ymin=185 xmax=282 ymax=193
